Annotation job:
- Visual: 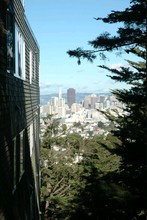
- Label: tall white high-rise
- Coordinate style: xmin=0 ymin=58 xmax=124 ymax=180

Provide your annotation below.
xmin=59 ymin=87 xmax=62 ymax=99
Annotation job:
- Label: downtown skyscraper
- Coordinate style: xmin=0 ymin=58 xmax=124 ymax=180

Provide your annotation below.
xmin=67 ymin=88 xmax=76 ymax=108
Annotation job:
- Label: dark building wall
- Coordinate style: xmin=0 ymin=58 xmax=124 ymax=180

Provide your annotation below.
xmin=0 ymin=0 xmax=40 ymax=219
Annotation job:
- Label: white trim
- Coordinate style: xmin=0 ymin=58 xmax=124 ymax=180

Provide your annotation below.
xmin=30 ymin=123 xmax=34 ymax=156
xmin=14 ymin=24 xmax=26 ymax=80
xmin=29 ymin=50 xmax=33 ymax=84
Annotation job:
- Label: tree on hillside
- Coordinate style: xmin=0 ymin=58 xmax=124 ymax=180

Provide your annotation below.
xmin=67 ymin=0 xmax=147 ymax=218
xmin=67 ymin=134 xmax=123 ymax=220
xmin=40 ymin=114 xmax=122 ymax=219
xmin=41 ymin=115 xmax=85 ymax=219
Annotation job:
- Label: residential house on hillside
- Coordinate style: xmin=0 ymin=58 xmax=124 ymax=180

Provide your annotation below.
xmin=0 ymin=0 xmax=40 ymax=219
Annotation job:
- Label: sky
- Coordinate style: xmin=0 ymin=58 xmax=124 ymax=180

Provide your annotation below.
xmin=24 ymin=0 xmax=131 ymax=95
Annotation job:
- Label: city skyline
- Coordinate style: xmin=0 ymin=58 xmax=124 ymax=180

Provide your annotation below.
xmin=40 ymin=87 xmax=112 ymax=107
xmin=40 ymin=89 xmax=123 ymax=119
xmin=25 ymin=0 xmax=131 ymax=95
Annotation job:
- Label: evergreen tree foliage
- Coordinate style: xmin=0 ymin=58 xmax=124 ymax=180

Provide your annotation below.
xmin=67 ymin=0 xmax=147 ymax=218
xmin=40 ymin=118 xmax=121 ymax=219
xmin=41 ymin=1 xmax=146 ymax=219
xmin=67 ymin=0 xmax=146 ymax=63
xmin=40 ymin=116 xmax=86 ymax=219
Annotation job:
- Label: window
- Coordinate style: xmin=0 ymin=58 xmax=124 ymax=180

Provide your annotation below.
xmin=20 ymin=130 xmax=25 ymax=177
xmin=15 ymin=24 xmax=25 ymax=80
xmin=30 ymin=123 xmax=34 ymax=156
xmin=29 ymin=50 xmax=33 ymax=83
xmin=13 ymin=130 xmax=25 ymax=190
xmin=6 ymin=4 xmax=14 ymax=72
xmin=6 ymin=5 xmax=26 ymax=78
xmin=30 ymin=50 xmax=38 ymax=83
xmin=34 ymin=54 xmax=36 ymax=80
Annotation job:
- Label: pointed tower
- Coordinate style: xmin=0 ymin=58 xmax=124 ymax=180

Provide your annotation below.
xmin=59 ymin=87 xmax=62 ymax=99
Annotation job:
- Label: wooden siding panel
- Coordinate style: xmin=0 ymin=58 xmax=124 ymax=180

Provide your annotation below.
xmin=0 ymin=0 xmax=40 ymax=219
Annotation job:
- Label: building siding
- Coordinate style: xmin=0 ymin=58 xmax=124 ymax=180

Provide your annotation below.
xmin=0 ymin=0 xmax=40 ymax=219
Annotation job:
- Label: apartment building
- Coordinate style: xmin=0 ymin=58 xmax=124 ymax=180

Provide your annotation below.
xmin=0 ymin=0 xmax=40 ymax=219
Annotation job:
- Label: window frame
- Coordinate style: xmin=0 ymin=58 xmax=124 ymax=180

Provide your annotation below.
xmin=19 ymin=130 xmax=25 ymax=178
xmin=14 ymin=24 xmax=26 ymax=80
xmin=6 ymin=4 xmax=15 ymax=73
xmin=29 ymin=50 xmax=33 ymax=84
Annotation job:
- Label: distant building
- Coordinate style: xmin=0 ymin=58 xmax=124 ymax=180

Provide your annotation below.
xmin=84 ymin=94 xmax=97 ymax=109
xmin=71 ymin=103 xmax=81 ymax=113
xmin=67 ymin=88 xmax=76 ymax=108
xmin=0 ymin=0 xmax=40 ymax=219
xmin=40 ymin=89 xmax=66 ymax=118
xmin=83 ymin=96 xmax=91 ymax=109
xmin=90 ymin=93 xmax=97 ymax=109
xmin=99 ymin=95 xmax=106 ymax=103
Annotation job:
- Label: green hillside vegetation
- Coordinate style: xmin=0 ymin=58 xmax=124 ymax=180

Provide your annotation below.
xmin=40 ymin=115 xmax=121 ymax=219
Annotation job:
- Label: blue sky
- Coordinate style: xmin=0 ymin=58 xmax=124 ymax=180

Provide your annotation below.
xmin=25 ymin=0 xmax=130 ymax=95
